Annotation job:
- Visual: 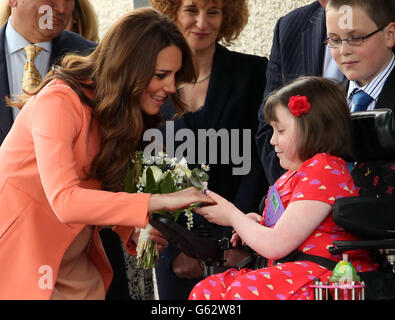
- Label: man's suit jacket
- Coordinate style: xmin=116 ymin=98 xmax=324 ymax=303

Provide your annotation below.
xmin=156 ymin=43 xmax=268 ymax=300
xmin=0 ymin=22 xmax=96 ymax=145
xmin=255 ymin=1 xmax=327 ymax=185
xmin=374 ymin=67 xmax=395 ymax=111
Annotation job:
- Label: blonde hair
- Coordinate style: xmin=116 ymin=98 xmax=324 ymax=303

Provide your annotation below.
xmin=70 ymin=0 xmax=99 ymax=42
xmin=150 ymin=0 xmax=249 ymax=45
xmin=0 ymin=1 xmax=10 ymax=27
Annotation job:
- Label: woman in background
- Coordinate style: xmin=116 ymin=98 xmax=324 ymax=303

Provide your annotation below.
xmin=150 ymin=0 xmax=268 ymax=299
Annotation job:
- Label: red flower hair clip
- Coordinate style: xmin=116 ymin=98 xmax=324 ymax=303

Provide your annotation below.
xmin=288 ymin=95 xmax=311 ymax=117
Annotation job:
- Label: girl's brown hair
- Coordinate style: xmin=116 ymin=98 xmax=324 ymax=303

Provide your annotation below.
xmin=264 ymin=76 xmax=352 ymax=162
xmin=10 ymin=8 xmax=196 ymax=192
xmin=150 ymin=0 xmax=249 ymax=45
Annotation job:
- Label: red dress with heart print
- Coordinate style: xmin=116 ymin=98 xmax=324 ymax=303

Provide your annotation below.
xmin=189 ymin=153 xmax=378 ymax=300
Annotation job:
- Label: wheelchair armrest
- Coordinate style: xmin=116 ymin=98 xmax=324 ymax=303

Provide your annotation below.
xmin=329 ymin=239 xmax=395 ymax=255
xmin=333 ymin=196 xmax=395 ymax=239
xmin=149 ymin=214 xmax=230 ymax=262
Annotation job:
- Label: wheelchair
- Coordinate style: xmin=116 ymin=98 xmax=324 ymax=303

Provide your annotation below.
xmin=150 ymin=108 xmax=395 ymax=300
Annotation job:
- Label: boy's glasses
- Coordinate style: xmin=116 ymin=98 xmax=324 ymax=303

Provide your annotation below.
xmin=324 ymin=26 xmax=385 ymax=48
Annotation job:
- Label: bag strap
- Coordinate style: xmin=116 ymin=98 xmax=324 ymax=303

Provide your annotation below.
xmin=236 ymin=249 xmax=338 ymax=271
xmin=275 ymin=249 xmax=338 ymax=270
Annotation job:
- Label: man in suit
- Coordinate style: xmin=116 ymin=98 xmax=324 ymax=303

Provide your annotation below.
xmin=255 ymin=0 xmax=345 ymax=185
xmin=0 ymin=0 xmax=96 ymax=145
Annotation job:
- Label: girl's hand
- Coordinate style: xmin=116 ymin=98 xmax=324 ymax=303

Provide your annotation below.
xmin=148 ymin=187 xmax=216 ymax=213
xmin=246 ymin=212 xmax=263 ymax=223
xmin=194 ymin=190 xmax=243 ymax=226
xmin=230 ymin=213 xmax=262 ymax=247
xmin=230 ymin=230 xmax=241 ymax=247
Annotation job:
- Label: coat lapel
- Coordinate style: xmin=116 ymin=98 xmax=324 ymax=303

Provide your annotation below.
xmin=375 ymin=68 xmax=395 ymax=110
xmin=0 ymin=23 xmax=12 ymax=144
xmin=49 ymin=33 xmax=63 ymax=67
xmin=301 ymin=6 xmax=326 ymax=76
xmin=201 ymin=43 xmax=233 ymax=129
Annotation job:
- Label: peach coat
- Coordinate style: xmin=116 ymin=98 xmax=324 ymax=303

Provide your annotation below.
xmin=0 ymin=79 xmax=150 ymax=299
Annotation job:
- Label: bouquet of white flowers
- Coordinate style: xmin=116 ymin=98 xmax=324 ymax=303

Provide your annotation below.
xmin=123 ymin=151 xmax=209 ymax=268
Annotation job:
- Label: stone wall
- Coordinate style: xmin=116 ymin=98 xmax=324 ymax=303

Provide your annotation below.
xmin=89 ymin=0 xmax=314 ymax=57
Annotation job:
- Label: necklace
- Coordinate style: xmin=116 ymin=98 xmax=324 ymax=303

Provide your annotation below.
xmin=195 ymin=72 xmax=211 ymax=84
xmin=177 ymin=72 xmax=211 ymax=90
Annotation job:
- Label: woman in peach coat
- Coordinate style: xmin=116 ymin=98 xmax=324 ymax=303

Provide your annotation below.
xmin=0 ymin=8 xmax=212 ymax=299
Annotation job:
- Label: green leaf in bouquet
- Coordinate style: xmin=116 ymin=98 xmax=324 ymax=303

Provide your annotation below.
xmin=123 ymin=163 xmax=137 ymax=193
xmin=192 ymin=168 xmax=209 ymax=182
xmin=170 ymin=210 xmax=181 ymax=222
xmin=189 ymin=168 xmax=208 ymax=190
xmin=145 ymin=167 xmax=159 ymax=194
xmin=159 ymin=172 xmax=175 ymax=194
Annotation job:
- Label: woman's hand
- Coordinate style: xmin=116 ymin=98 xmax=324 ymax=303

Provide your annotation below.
xmin=223 ymin=248 xmax=251 ymax=267
xmin=131 ymin=227 xmax=140 ymax=245
xmin=148 ymin=187 xmax=216 ymax=213
xmin=171 ymin=252 xmax=204 ymax=279
xmin=194 ymin=190 xmax=243 ymax=227
xmin=149 ymin=227 xmax=168 ymax=251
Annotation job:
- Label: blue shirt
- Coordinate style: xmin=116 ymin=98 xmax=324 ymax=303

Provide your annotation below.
xmin=322 ymin=46 xmax=344 ymax=82
xmin=347 ymin=54 xmax=395 ymax=111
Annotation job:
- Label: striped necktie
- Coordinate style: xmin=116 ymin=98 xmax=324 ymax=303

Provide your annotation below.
xmin=22 ymin=44 xmax=43 ymax=92
xmin=351 ymin=90 xmax=374 ymax=112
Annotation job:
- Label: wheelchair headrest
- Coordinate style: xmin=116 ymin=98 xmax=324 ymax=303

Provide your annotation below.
xmin=349 ymin=109 xmax=395 ymax=162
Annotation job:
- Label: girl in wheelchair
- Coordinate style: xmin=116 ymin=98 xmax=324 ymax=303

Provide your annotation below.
xmin=190 ymin=76 xmax=378 ymax=300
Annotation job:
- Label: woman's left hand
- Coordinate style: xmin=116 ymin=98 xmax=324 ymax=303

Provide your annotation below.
xmin=149 ymin=227 xmax=168 ymax=251
xmin=194 ymin=190 xmax=243 ymax=226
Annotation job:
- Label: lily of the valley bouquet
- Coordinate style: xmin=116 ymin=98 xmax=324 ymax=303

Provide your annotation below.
xmin=123 ymin=151 xmax=209 ymax=268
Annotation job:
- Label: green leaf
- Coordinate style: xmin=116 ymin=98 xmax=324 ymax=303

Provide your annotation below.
xmin=189 ymin=169 xmax=207 ymax=190
xmin=145 ymin=167 xmax=159 ymax=193
xmin=159 ymin=172 xmax=175 ymax=194
xmin=191 ymin=168 xmax=209 ymax=182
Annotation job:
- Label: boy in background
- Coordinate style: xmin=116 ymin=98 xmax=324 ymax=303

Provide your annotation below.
xmin=325 ymin=0 xmax=395 ymax=112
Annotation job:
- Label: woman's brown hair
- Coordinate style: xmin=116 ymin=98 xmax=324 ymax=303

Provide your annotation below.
xmin=150 ymin=0 xmax=249 ymax=45
xmin=264 ymin=76 xmax=352 ymax=162
xmin=9 ymin=8 xmax=196 ymax=192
